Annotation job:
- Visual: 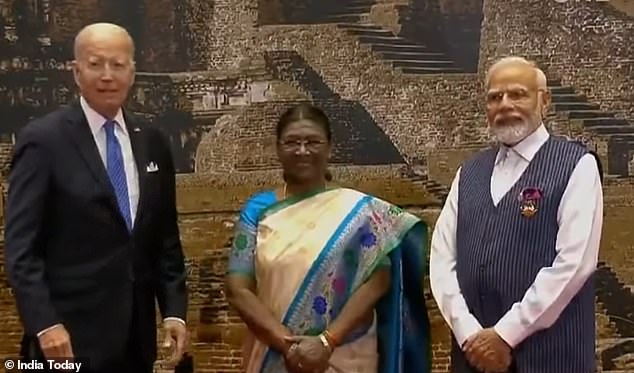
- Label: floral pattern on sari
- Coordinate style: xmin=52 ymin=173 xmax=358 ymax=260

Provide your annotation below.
xmin=227 ymin=190 xmax=276 ymax=278
xmin=260 ymin=195 xmax=421 ymax=373
xmin=227 ymin=221 xmax=257 ymax=276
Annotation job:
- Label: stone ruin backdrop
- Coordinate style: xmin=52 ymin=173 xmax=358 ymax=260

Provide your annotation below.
xmin=0 ymin=0 xmax=633 ymax=372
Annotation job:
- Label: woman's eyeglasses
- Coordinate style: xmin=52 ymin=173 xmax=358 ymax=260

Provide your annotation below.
xmin=279 ymin=139 xmax=327 ymax=152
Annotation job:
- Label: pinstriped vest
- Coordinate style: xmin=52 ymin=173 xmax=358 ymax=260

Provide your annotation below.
xmin=451 ymin=137 xmax=596 ymax=373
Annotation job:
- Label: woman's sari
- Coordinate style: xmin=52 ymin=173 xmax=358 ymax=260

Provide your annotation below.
xmin=227 ymin=187 xmax=431 ymax=373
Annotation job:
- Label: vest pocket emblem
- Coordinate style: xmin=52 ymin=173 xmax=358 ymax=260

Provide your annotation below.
xmin=518 ymin=187 xmax=543 ymax=218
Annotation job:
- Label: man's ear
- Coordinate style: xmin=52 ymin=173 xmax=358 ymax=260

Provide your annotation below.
xmin=71 ymin=60 xmax=81 ymax=87
xmin=540 ymin=88 xmax=551 ymax=116
xmin=129 ymin=60 xmax=136 ymax=86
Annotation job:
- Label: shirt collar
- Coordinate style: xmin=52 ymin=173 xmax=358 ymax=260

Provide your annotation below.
xmin=80 ymin=96 xmax=127 ymax=136
xmin=496 ymin=123 xmax=549 ymax=164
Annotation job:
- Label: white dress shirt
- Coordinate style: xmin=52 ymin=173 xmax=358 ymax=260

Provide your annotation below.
xmin=80 ymin=96 xmax=140 ymax=221
xmin=429 ymin=124 xmax=603 ymax=348
xmin=37 ymin=98 xmax=184 ymax=337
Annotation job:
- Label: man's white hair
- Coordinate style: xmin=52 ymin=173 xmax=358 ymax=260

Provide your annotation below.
xmin=73 ymin=22 xmax=135 ymax=64
xmin=485 ymin=56 xmax=547 ymax=90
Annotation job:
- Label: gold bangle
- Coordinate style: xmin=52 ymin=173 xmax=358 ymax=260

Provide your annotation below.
xmin=319 ymin=334 xmax=333 ymax=353
xmin=323 ymin=330 xmax=338 ymax=347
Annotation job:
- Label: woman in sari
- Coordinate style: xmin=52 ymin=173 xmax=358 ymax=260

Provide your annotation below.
xmin=225 ymin=103 xmax=431 ymax=373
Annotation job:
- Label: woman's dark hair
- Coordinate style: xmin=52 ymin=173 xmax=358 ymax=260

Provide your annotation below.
xmin=277 ymin=103 xmax=333 ymax=182
xmin=276 ymin=103 xmax=332 ymax=142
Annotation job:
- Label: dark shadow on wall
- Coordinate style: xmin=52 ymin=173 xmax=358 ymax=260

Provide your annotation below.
xmin=601 ymin=340 xmax=634 ymax=371
xmin=145 ymin=109 xmax=202 ymax=174
xmin=257 ymin=0 xmax=324 ymax=24
xmin=264 ymin=50 xmax=405 ymax=165
xmin=398 ymin=0 xmax=483 ymax=73
xmin=257 ymin=0 xmax=373 ymax=25
xmin=545 ymin=76 xmax=634 ymax=177
xmin=98 ymin=0 xmax=194 ymax=72
xmin=255 ymin=0 xmax=482 ymax=73
xmin=9 ymin=0 xmax=195 ymax=72
xmin=0 ymin=69 xmax=199 ymax=174
xmin=100 ymin=0 xmax=145 ymax=59
xmin=0 ymin=70 xmax=77 ymax=138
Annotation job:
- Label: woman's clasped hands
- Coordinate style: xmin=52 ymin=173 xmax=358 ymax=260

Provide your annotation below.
xmin=283 ymin=334 xmax=333 ymax=373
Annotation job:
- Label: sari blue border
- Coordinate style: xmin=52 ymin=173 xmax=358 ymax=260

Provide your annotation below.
xmin=282 ymin=195 xmax=372 ymax=325
xmin=259 ymin=195 xmax=372 ymax=371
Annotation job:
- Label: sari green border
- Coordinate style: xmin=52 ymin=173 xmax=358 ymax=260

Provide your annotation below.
xmin=226 ymin=270 xmax=255 ymax=278
xmin=257 ymin=185 xmax=341 ymax=222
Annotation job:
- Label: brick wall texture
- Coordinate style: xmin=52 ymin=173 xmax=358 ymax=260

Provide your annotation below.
xmin=480 ymin=0 xmax=634 ymax=123
xmin=0 ymin=0 xmax=634 ymax=372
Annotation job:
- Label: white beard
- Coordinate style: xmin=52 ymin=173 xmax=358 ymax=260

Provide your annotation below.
xmin=489 ymin=113 xmax=541 ymax=145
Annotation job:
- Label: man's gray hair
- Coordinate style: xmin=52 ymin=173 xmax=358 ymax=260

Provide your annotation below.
xmin=485 ymin=56 xmax=548 ymax=90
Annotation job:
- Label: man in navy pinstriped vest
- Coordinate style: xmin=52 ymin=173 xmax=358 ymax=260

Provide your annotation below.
xmin=429 ymin=56 xmax=603 ymax=373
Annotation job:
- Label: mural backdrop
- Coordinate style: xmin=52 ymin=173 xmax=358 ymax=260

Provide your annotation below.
xmin=0 ymin=0 xmax=633 ymax=372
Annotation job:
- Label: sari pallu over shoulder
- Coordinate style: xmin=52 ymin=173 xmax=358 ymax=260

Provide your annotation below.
xmin=257 ymin=188 xmax=431 ymax=373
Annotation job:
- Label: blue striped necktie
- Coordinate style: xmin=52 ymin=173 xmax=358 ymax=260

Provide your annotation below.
xmin=104 ymin=120 xmax=132 ymax=230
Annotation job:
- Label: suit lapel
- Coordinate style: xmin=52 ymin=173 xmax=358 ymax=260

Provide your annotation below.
xmin=124 ymin=111 xmax=148 ymax=231
xmin=64 ymin=103 xmax=149 ymax=233
xmin=63 ymin=103 xmax=119 ymax=206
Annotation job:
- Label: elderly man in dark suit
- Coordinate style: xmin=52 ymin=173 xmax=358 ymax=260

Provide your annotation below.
xmin=4 ymin=22 xmax=188 ymax=373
